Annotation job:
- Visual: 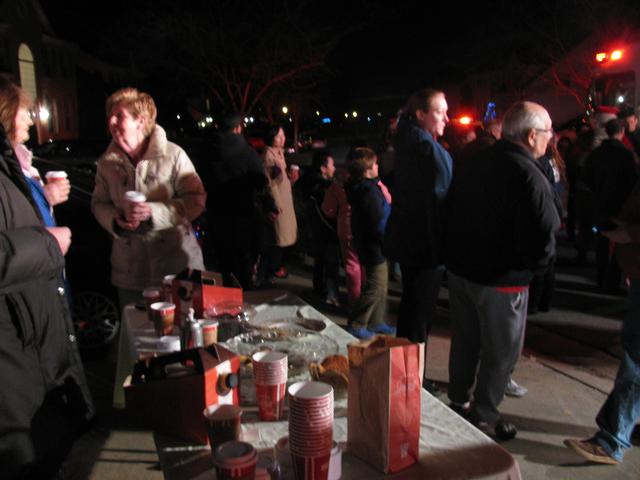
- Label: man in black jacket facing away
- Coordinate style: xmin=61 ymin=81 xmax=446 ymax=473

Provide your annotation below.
xmin=584 ymin=118 xmax=638 ymax=291
xmin=445 ymin=101 xmax=560 ymax=440
xmin=201 ymin=113 xmax=273 ymax=288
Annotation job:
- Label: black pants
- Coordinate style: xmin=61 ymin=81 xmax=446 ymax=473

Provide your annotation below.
xmin=528 ymin=255 xmax=556 ymax=312
xmin=312 ymin=237 xmax=340 ymax=298
xmin=396 ymin=265 xmax=443 ymax=343
xmin=596 ymin=233 xmax=622 ymax=290
xmin=211 ymin=216 xmax=259 ymax=289
xmin=257 ymin=246 xmax=284 ymax=283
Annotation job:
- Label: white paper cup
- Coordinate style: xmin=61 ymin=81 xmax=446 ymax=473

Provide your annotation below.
xmin=149 ymin=302 xmax=175 ymax=336
xmin=252 ymin=351 xmax=288 ymax=385
xmin=124 ymin=190 xmax=146 ymax=203
xmin=45 ymin=170 xmax=68 ymax=182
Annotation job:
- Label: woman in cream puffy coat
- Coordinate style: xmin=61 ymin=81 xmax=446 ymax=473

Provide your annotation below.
xmin=92 ymin=88 xmax=205 ymax=306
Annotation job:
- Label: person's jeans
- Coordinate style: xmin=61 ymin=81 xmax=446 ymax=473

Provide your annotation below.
xmin=594 ymin=278 xmax=640 ymax=461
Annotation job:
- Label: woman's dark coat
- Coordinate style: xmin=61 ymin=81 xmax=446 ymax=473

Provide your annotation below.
xmin=0 ymin=127 xmax=94 ymax=479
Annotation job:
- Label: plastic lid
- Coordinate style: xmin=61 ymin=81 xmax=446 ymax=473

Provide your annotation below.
xmin=45 ymin=170 xmax=67 ymax=178
xmin=214 ymin=441 xmax=257 ymax=465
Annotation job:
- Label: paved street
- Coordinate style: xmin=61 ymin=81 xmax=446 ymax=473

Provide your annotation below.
xmin=64 ymin=237 xmax=640 ymax=479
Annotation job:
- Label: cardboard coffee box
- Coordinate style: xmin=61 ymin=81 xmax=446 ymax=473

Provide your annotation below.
xmin=124 ymin=344 xmax=240 ymax=443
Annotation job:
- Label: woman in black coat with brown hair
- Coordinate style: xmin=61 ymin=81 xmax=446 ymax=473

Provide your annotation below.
xmin=0 ymin=79 xmax=94 ymax=479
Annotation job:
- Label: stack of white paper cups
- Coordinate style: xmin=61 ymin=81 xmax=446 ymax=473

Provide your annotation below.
xmin=287 ymin=381 xmax=334 ymax=480
xmin=252 ymin=351 xmax=288 ymax=421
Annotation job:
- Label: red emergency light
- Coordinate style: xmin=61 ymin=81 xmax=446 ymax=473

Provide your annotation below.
xmin=611 ymin=49 xmax=623 ymax=60
xmin=596 ymin=49 xmax=624 ymax=63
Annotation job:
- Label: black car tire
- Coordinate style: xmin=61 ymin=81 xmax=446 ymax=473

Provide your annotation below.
xmin=72 ymin=291 xmax=120 ymax=354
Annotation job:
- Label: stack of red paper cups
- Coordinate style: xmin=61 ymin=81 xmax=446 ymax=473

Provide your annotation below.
xmin=252 ymin=351 xmax=288 ymax=421
xmin=288 ymin=381 xmax=334 ymax=480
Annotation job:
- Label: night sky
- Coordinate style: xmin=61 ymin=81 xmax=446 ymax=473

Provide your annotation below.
xmin=38 ymin=0 xmax=640 ymax=111
xmin=39 ymin=1 xmax=547 ymax=84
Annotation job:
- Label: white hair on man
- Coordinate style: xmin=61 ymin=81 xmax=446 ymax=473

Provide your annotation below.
xmin=501 ymin=101 xmax=549 ymax=144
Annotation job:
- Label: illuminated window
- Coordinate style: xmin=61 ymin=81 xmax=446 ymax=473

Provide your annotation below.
xmin=18 ymin=44 xmax=37 ymax=102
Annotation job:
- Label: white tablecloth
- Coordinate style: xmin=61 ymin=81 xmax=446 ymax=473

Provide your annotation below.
xmin=115 ymin=289 xmax=521 ymax=479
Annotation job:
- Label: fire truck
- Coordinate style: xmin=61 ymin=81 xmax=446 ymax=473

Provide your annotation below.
xmin=587 ymin=41 xmax=640 ymax=114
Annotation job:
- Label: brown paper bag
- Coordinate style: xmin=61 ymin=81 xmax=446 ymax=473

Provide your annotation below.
xmin=347 ymin=335 xmax=424 ymax=473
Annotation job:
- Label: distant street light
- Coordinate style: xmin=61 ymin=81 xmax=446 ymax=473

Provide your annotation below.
xmin=282 ymin=106 xmax=289 ymax=114
xmin=352 ymin=111 xmax=358 ymax=118
xmin=315 ymin=110 xmax=320 ymax=116
xmin=39 ymin=106 xmax=50 ymax=122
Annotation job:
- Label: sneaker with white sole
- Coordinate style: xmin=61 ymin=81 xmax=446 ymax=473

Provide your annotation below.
xmin=564 ymin=438 xmax=619 ymax=465
xmin=505 ymin=378 xmax=528 ymax=398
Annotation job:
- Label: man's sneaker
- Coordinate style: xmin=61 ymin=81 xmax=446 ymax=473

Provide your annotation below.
xmin=494 ymin=418 xmax=518 ymax=441
xmin=505 ymin=378 xmax=528 ymax=398
xmin=325 ymin=295 xmax=341 ymax=307
xmin=473 ymin=417 xmax=517 ymax=441
xmin=423 ymin=379 xmax=441 ymax=396
xmin=449 ymin=402 xmax=470 ymax=419
xmin=369 ymin=323 xmax=396 ymax=335
xmin=564 ymin=438 xmax=619 ymax=465
xmin=347 ymin=326 xmax=375 ymax=340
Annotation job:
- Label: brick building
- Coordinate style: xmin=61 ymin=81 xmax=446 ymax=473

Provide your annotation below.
xmin=0 ymin=0 xmax=135 ymax=143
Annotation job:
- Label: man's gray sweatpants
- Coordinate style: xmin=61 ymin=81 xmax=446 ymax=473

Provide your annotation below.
xmin=447 ymin=272 xmax=528 ymax=424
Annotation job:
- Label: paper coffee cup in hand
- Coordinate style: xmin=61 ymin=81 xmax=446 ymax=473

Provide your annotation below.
xmin=123 ymin=190 xmax=146 ymax=221
xmin=45 ymin=171 xmax=68 ymax=183
xmin=124 ymin=190 xmax=146 ymax=203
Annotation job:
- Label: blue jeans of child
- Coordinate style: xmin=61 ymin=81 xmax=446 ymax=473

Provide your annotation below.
xmin=594 ymin=278 xmax=640 ymax=461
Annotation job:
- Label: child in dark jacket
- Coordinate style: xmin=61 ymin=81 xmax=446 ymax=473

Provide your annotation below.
xmin=345 ymin=147 xmax=395 ymax=339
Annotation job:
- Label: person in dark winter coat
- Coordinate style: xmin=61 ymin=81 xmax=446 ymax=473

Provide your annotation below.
xmin=383 ymin=88 xmax=453 ymax=386
xmin=528 ymin=143 xmax=564 ymax=314
xmin=619 ymin=105 xmax=640 ymax=157
xmin=0 ymin=81 xmax=94 ymax=479
xmin=457 ymin=118 xmax=502 ymax=165
xmin=200 ymin=112 xmax=275 ymax=288
xmin=346 ymin=147 xmax=394 ymax=339
xmin=584 ymin=118 xmax=638 ymax=291
xmin=296 ymin=150 xmax=339 ymax=304
xmin=446 ymin=101 xmax=560 ymax=441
